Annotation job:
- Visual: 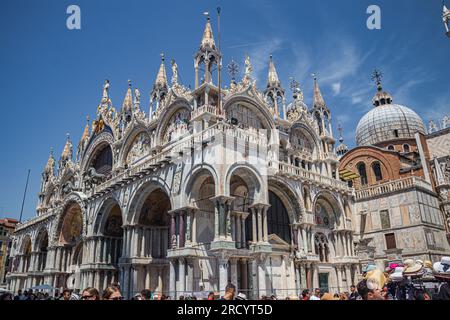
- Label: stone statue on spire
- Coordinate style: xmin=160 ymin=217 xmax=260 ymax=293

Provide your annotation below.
xmin=134 ymin=88 xmax=141 ymax=105
xmin=244 ymin=54 xmax=253 ymax=78
xmin=102 ymin=80 xmax=110 ymax=100
xmin=171 ymin=59 xmax=178 ymax=85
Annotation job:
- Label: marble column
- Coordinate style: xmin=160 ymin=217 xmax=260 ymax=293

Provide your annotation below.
xmin=186 ymin=261 xmax=194 ymax=294
xmin=236 ymin=213 xmax=242 ymax=248
xmin=169 ymin=260 xmax=176 ymax=298
xmin=123 ymin=266 xmax=130 ymax=299
xmin=145 ymin=266 xmax=151 ymax=290
xmin=345 ymin=265 xmax=352 ymax=288
xmin=335 ymin=266 xmax=342 ymax=292
xmin=257 ymin=208 xmax=263 ymax=243
xmin=263 ymin=206 xmax=269 ymax=242
xmin=121 ymin=226 xmax=128 ymax=258
xmin=312 ymin=264 xmax=319 ymax=289
xmin=178 ymin=258 xmax=186 ymax=297
xmin=141 ymin=228 xmax=146 ymax=257
xmin=310 ymin=227 xmax=315 ymax=254
xmin=170 ymin=213 xmax=176 ymax=249
xmin=281 ymin=256 xmax=287 ymax=297
xmin=251 ymin=207 xmax=257 ymax=243
xmin=230 ymin=258 xmax=238 ymax=292
xmin=241 ymin=214 xmax=247 ymax=248
xmin=179 ymin=211 xmax=185 ymax=248
xmin=302 ymin=227 xmax=307 ymax=253
xmin=257 ymin=259 xmax=266 ymax=297
xmin=132 ymin=266 xmax=138 ymax=296
xmin=241 ymin=259 xmax=248 ymax=292
xmin=218 ymin=258 xmax=229 ymax=297
xmin=191 ymin=210 xmax=197 ymax=245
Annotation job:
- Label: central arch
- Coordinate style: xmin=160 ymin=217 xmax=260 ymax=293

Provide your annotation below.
xmin=126 ymin=184 xmax=172 ymax=295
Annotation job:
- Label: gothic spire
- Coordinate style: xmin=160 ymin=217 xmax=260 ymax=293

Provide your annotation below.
xmin=122 ymin=80 xmax=133 ymax=112
xmin=312 ymin=74 xmax=326 ymax=109
xmin=44 ymin=147 xmax=55 ymax=176
xmin=336 ymin=123 xmax=348 ymax=157
xmin=200 ymin=15 xmax=216 ymax=50
xmin=267 ymin=55 xmax=281 ymax=88
xmin=61 ymin=133 xmax=73 ymax=162
xmin=155 ymin=53 xmax=168 ymax=88
xmin=81 ymin=116 xmax=90 ymax=142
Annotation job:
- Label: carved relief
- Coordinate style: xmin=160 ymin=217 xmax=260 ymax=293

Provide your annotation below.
xmin=125 ymin=132 xmax=151 ymax=166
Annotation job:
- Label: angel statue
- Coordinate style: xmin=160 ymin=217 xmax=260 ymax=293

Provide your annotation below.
xmin=244 ymin=55 xmax=253 ymax=78
xmin=171 ymin=59 xmax=178 ymax=85
xmin=134 ymin=88 xmax=141 ymax=105
xmin=102 ymin=79 xmax=110 ymax=99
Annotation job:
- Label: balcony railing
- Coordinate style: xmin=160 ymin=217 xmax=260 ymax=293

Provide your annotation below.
xmin=355 ymin=176 xmax=433 ymax=200
xmin=92 ymin=122 xmax=267 ymax=196
xmin=276 ymin=162 xmax=351 ymax=192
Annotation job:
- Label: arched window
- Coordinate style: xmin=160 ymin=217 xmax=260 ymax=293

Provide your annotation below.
xmin=357 ymin=162 xmax=368 ymax=186
xmin=372 ymin=162 xmax=383 ymax=181
xmin=92 ymin=145 xmax=113 ymax=175
xmin=403 ymin=144 xmax=410 ymax=153
xmin=267 ymin=191 xmax=291 ymax=243
xmin=387 ymin=145 xmax=395 ymax=151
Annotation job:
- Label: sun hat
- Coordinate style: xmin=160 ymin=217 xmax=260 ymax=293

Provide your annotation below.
xmin=433 ymin=257 xmax=450 ymax=274
xmin=404 ymin=260 xmax=424 ymax=275
xmin=365 ymin=269 xmax=386 ymax=290
xmin=424 ymin=260 xmax=433 ymax=269
xmin=320 ymin=293 xmax=337 ymax=300
xmin=389 ymin=267 xmax=405 ymax=282
xmin=362 ymin=263 xmax=377 ymax=273
xmin=235 ymin=293 xmax=247 ymax=300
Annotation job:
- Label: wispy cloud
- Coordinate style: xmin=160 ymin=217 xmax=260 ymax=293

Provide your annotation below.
xmin=332 ymin=82 xmax=341 ymax=96
xmin=247 ymin=38 xmax=283 ymax=86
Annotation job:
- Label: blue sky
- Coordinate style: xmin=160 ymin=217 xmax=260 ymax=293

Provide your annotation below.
xmin=0 ymin=0 xmax=449 ymax=221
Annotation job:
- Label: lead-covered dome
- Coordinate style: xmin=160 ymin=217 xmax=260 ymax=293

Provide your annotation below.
xmin=356 ymin=104 xmax=426 ymax=146
xmin=355 ymin=75 xmax=426 ymax=146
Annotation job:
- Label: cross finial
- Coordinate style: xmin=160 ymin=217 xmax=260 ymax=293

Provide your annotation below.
xmin=311 ymin=73 xmax=317 ymax=80
xmin=289 ymin=77 xmax=300 ymax=93
xmin=128 ymin=79 xmax=132 ymax=88
xmin=337 ymin=122 xmax=344 ymax=143
xmin=371 ymin=69 xmax=383 ymax=91
xmin=227 ymin=59 xmax=239 ymax=81
xmin=160 ymin=53 xmax=165 ymax=62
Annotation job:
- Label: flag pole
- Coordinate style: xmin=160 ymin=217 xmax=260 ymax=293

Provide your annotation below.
xmin=217 ymin=6 xmax=222 ymax=117
xmin=19 ymin=169 xmax=30 ymax=223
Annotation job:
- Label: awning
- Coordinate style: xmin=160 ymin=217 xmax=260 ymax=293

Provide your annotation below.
xmin=339 ymin=168 xmax=359 ymax=181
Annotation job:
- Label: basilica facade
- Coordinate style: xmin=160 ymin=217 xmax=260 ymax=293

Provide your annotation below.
xmin=7 ymin=17 xmax=359 ymax=299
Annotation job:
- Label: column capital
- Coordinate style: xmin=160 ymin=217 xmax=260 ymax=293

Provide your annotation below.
xmin=248 ymin=202 xmax=270 ymax=212
xmin=211 ymin=195 xmax=235 ymax=205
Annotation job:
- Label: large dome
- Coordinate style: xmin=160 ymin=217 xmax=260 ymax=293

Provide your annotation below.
xmin=355 ymin=103 xmax=426 ymax=146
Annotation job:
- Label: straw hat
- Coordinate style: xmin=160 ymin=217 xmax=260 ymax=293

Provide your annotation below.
xmin=404 ymin=260 xmax=423 ymax=275
xmin=365 ymin=269 xmax=386 ymax=289
xmin=424 ymin=260 xmax=433 ymax=269
xmin=320 ymin=293 xmax=337 ymax=300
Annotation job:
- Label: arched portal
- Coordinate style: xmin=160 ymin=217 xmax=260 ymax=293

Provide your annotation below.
xmin=130 ymin=188 xmax=171 ymax=295
xmin=35 ymin=229 xmax=48 ymax=273
xmin=21 ymin=237 xmax=32 ymax=273
xmin=58 ymin=202 xmax=83 ymax=289
xmin=267 ymin=191 xmax=291 ymax=243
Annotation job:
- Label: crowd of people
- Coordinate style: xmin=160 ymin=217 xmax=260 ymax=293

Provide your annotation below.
xmin=1 ymin=257 xmax=449 ymax=301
